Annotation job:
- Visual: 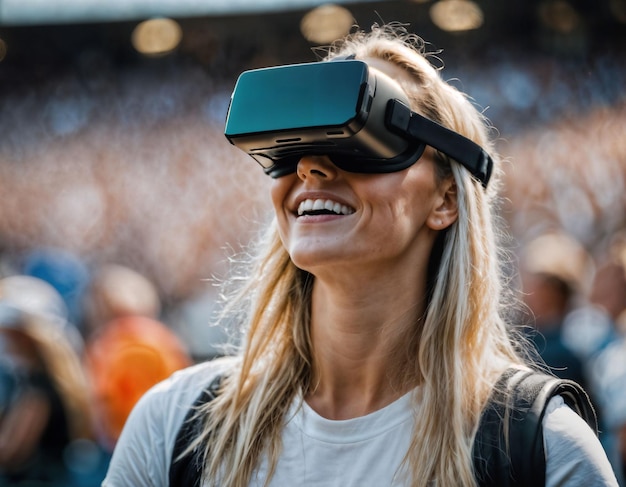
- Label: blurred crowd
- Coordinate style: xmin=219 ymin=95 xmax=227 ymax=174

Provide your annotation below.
xmin=0 ymin=247 xmax=231 ymax=486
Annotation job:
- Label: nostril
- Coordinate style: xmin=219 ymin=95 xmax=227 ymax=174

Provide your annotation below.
xmin=297 ymin=155 xmax=336 ymax=180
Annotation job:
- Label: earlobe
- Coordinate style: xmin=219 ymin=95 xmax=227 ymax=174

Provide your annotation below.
xmin=427 ymin=179 xmax=458 ymax=230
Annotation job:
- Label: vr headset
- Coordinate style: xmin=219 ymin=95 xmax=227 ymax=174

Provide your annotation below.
xmin=224 ymin=59 xmax=493 ymax=187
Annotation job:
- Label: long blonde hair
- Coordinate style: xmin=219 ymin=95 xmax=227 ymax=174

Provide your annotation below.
xmin=193 ymin=23 xmax=525 ymax=487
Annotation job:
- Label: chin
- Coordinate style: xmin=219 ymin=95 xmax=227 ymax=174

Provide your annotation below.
xmin=288 ymin=247 xmax=345 ymax=272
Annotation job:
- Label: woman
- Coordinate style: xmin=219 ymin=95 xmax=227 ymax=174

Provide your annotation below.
xmin=103 ymin=24 xmax=617 ymax=486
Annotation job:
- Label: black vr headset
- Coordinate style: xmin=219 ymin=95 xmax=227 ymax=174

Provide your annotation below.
xmin=224 ymin=59 xmax=493 ymax=187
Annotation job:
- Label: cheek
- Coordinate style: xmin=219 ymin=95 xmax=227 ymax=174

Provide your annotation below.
xmin=270 ymin=178 xmax=286 ymax=210
xmin=374 ymin=180 xmax=434 ymax=227
xmin=269 ymin=178 xmax=290 ymax=213
xmin=269 ymin=178 xmax=295 ymax=246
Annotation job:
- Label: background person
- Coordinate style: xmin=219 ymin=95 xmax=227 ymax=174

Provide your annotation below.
xmin=563 ymin=237 xmax=626 ymax=484
xmin=82 ymin=264 xmax=192 ymax=451
xmin=518 ymin=231 xmax=594 ymax=388
xmin=0 ymin=301 xmax=102 ymax=486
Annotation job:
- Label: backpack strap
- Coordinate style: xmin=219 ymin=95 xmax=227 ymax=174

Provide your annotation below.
xmin=169 ymin=374 xmax=224 ymax=487
xmin=472 ymin=368 xmax=597 ymax=487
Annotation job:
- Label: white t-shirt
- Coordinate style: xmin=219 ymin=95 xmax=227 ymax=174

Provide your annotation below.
xmin=102 ymin=358 xmax=619 ymax=486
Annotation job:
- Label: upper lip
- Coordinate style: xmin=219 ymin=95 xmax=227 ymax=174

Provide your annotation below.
xmin=292 ymin=192 xmax=356 ymax=216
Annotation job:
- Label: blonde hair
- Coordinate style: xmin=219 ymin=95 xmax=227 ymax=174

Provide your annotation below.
xmin=192 ymin=23 xmax=524 ymax=487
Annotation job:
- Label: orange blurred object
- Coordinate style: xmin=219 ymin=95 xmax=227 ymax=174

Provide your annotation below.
xmin=85 ymin=315 xmax=191 ymax=448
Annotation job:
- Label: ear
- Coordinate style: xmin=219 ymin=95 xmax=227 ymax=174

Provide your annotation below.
xmin=426 ymin=177 xmax=458 ymax=231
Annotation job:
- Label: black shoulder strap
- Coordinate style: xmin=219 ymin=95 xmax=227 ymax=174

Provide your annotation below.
xmin=169 ymin=374 xmax=224 ymax=487
xmin=473 ymin=368 xmax=597 ymax=487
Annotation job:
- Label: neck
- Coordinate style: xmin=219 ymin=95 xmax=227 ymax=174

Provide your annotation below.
xmin=305 ymin=268 xmax=427 ymax=420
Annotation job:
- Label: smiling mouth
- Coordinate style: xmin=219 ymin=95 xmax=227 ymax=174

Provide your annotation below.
xmin=297 ymin=198 xmax=355 ymax=217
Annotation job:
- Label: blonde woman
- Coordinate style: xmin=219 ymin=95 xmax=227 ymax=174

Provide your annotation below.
xmin=104 ymin=24 xmax=617 ymax=486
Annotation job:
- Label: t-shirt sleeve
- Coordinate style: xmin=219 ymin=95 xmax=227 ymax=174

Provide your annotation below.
xmin=102 ymin=357 xmax=236 ymax=487
xmin=543 ymin=395 xmax=619 ymax=487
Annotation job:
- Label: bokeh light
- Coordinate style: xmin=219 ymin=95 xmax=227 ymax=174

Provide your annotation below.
xmin=538 ymin=0 xmax=581 ymax=34
xmin=430 ymin=0 xmax=484 ymax=32
xmin=300 ymin=4 xmax=354 ymax=44
xmin=131 ymin=17 xmax=182 ymax=57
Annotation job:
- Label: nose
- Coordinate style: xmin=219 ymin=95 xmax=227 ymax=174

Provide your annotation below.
xmin=296 ymin=156 xmax=338 ymax=181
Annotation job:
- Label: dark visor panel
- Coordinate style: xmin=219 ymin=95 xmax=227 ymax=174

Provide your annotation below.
xmin=225 ymin=61 xmax=368 ymax=135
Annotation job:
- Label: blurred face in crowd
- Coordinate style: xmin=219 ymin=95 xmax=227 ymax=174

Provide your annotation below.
xmin=521 ymin=272 xmax=571 ymax=328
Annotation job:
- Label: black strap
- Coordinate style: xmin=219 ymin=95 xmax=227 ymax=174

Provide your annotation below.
xmin=472 ymin=369 xmax=597 ymax=487
xmin=169 ymin=374 xmax=223 ymax=487
xmin=386 ymin=99 xmax=494 ymax=187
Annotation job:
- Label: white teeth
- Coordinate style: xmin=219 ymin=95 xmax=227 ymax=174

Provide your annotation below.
xmin=297 ymin=199 xmax=354 ymax=216
xmin=301 ymin=199 xmax=314 ymax=213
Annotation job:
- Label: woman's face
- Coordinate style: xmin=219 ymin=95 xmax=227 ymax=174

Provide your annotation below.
xmin=270 ymin=58 xmax=457 ymax=277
